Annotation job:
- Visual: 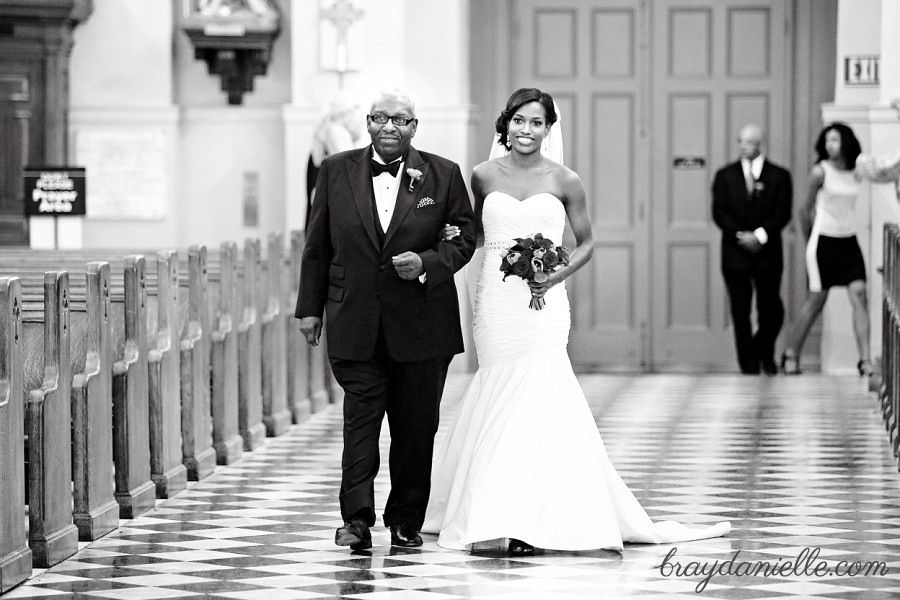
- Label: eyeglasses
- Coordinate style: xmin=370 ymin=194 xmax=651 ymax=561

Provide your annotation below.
xmin=369 ymin=114 xmax=416 ymax=126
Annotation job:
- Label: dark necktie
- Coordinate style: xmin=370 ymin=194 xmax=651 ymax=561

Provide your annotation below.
xmin=744 ymin=166 xmax=755 ymax=198
xmin=370 ymin=159 xmax=400 ymax=177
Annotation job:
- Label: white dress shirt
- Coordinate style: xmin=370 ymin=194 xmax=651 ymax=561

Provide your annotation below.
xmin=371 ymin=150 xmax=403 ymax=233
xmin=741 ymin=154 xmax=769 ymax=245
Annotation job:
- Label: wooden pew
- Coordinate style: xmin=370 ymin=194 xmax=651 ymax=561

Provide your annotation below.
xmin=5 ymin=253 xmax=182 ymax=516
xmin=68 ymin=263 xmax=119 ymax=541
xmin=20 ymin=264 xmax=119 ymax=543
xmin=208 ymin=242 xmax=244 ymax=464
xmin=0 ymin=277 xmax=32 ymax=591
xmin=146 ymin=251 xmax=189 ymax=498
xmin=286 ymin=230 xmax=311 ymax=423
xmin=7 ymin=245 xmax=249 ymax=469
xmin=112 ymin=257 xmax=156 ymax=518
xmin=883 ymin=225 xmax=900 ymax=467
xmin=178 ymin=246 xmax=217 ymax=480
xmin=8 ymin=252 xmax=190 ymax=500
xmin=10 ymin=248 xmax=221 ymax=487
xmin=237 ymin=239 xmax=266 ymax=451
xmin=260 ymin=233 xmax=291 ymax=436
xmin=4 ymin=255 xmax=156 ymax=520
xmin=23 ymin=272 xmax=79 ymax=567
xmin=283 ymin=230 xmax=329 ymax=414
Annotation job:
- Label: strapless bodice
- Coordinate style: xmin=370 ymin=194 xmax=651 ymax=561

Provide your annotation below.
xmin=475 ymin=191 xmax=570 ymax=366
xmin=482 ymin=191 xmax=566 ymax=250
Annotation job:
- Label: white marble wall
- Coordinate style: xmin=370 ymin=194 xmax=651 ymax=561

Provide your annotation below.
xmin=66 ymin=0 xmax=179 ymax=248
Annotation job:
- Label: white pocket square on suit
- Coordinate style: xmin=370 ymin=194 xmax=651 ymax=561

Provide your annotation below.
xmin=416 ymin=197 xmax=435 ymax=209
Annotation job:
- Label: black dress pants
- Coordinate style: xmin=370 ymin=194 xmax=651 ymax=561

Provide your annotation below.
xmin=329 ymin=324 xmax=451 ymax=530
xmin=724 ymin=259 xmax=784 ymax=374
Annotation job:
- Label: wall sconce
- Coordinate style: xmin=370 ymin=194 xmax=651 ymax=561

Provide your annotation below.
xmin=181 ymin=0 xmax=281 ymax=105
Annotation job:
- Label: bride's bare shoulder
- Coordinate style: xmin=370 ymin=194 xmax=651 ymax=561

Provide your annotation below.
xmin=472 ymin=158 xmax=505 ymax=183
xmin=548 ymin=160 xmax=582 ymax=186
xmin=474 ymin=157 xmax=507 ymax=172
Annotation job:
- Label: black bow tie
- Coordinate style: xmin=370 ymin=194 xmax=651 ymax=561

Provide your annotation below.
xmin=370 ymin=159 xmax=401 ymax=178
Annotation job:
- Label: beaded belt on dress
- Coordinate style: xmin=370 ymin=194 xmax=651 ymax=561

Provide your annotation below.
xmin=484 ymin=240 xmax=514 ymax=251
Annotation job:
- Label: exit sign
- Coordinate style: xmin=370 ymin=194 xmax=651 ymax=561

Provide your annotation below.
xmin=844 ymin=55 xmax=879 ymax=86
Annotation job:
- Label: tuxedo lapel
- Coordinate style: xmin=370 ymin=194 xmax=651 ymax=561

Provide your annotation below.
xmin=383 ymin=146 xmax=430 ymax=251
xmin=347 ymin=145 xmax=380 ymax=251
xmin=758 ymin=161 xmax=771 ymax=185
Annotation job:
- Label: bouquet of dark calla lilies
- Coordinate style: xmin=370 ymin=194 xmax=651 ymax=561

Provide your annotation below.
xmin=499 ymin=233 xmax=570 ymax=310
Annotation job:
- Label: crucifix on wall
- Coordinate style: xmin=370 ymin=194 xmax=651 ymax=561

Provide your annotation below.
xmin=319 ymin=0 xmax=363 ymax=86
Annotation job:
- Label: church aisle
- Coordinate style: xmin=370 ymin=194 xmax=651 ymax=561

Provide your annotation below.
xmin=6 ymin=374 xmax=900 ymax=599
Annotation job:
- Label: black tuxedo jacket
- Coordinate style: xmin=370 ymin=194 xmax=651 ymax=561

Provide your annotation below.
xmin=296 ymin=145 xmax=476 ymax=362
xmin=712 ymin=159 xmax=792 ymax=271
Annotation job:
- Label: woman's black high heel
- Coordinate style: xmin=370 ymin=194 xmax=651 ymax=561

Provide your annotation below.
xmin=858 ymin=360 xmax=873 ymax=377
xmin=508 ymin=538 xmax=534 ymax=556
xmin=781 ymin=352 xmax=801 ymax=375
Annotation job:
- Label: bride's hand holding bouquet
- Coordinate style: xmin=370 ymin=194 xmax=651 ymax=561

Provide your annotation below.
xmin=499 ymin=233 xmax=569 ymax=309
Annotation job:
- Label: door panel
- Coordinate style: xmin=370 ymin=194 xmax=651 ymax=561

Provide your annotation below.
xmin=0 ymin=59 xmax=40 ymax=245
xmin=650 ymin=0 xmax=787 ymax=370
xmin=510 ymin=0 xmax=789 ymax=371
xmin=0 ymin=77 xmax=31 ymax=211
xmin=515 ymin=0 xmax=650 ymax=371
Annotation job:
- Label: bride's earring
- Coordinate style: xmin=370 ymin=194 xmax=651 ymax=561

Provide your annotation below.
xmin=505 ymin=136 xmax=511 ymax=148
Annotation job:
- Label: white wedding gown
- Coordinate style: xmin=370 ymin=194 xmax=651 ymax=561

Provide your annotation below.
xmin=422 ymin=191 xmax=731 ymax=551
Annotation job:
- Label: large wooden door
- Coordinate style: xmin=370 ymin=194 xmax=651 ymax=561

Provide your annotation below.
xmin=513 ymin=0 xmax=651 ymax=370
xmin=0 ymin=3 xmax=89 ymax=246
xmin=0 ymin=61 xmax=39 ymax=245
xmin=649 ymin=0 xmax=789 ymax=370
xmin=510 ymin=0 xmax=790 ymax=371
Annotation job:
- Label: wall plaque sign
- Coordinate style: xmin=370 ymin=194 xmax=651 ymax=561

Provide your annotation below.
xmin=75 ymin=128 xmax=167 ymax=220
xmin=673 ymin=157 xmax=706 ymax=169
xmin=23 ymin=167 xmax=86 ymax=216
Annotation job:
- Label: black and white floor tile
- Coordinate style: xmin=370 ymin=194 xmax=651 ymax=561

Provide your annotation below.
xmin=6 ymin=373 xmax=900 ymax=599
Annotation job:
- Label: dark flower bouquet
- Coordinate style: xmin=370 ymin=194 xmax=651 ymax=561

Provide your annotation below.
xmin=499 ymin=233 xmax=570 ymax=310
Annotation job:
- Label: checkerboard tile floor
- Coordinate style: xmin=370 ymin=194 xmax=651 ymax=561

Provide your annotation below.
xmin=6 ymin=374 xmax=900 ymax=599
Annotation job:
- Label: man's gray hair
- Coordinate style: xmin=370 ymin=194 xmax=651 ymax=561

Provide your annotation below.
xmin=369 ymin=88 xmax=416 ymax=116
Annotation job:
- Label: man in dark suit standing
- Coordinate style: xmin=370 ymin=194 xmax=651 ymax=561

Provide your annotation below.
xmin=296 ymin=89 xmax=476 ymax=549
xmin=713 ymin=124 xmax=793 ymax=374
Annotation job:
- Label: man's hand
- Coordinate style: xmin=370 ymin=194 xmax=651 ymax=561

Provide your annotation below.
xmin=736 ymin=231 xmax=763 ymax=254
xmin=298 ymin=316 xmax=322 ymax=346
xmin=392 ymin=252 xmax=425 ymax=280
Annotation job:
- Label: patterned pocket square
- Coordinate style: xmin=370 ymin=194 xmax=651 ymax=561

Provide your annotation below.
xmin=416 ymin=197 xmax=435 ymax=209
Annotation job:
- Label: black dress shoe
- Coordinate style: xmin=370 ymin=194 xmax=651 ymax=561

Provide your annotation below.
xmin=389 ymin=522 xmax=423 ymax=547
xmin=508 ymin=538 xmax=535 ymax=556
xmin=335 ymin=518 xmax=372 ymax=550
xmin=761 ymin=357 xmax=778 ymax=376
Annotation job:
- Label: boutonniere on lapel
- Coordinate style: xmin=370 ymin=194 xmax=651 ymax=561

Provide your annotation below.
xmin=416 ymin=197 xmax=435 ymax=209
xmin=406 ymin=168 xmax=423 ymax=192
xmin=753 ymin=181 xmax=765 ymax=193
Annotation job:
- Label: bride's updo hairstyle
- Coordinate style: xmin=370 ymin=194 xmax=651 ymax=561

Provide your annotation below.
xmin=495 ymin=87 xmax=558 ymax=149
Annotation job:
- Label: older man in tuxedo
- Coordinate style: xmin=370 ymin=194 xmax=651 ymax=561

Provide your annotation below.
xmin=296 ymin=89 xmax=476 ymax=550
xmin=713 ymin=124 xmax=793 ymax=374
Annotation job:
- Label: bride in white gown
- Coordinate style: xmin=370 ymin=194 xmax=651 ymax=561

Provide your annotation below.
xmin=421 ymin=88 xmax=730 ymax=554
